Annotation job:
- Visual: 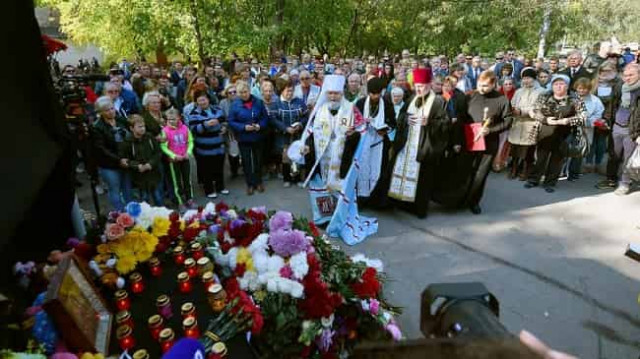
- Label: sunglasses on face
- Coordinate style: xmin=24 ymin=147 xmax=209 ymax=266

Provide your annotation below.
xmin=228 ymin=91 xmax=237 ymax=94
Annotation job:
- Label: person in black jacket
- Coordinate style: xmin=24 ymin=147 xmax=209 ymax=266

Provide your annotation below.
xmin=91 ymin=96 xmax=132 ymax=210
xmin=119 ymin=114 xmax=163 ymax=205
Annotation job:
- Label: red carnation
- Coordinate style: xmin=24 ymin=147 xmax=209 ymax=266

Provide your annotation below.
xmin=299 ymin=269 xmax=342 ymax=318
xmin=247 ymin=209 xmax=267 ymax=222
xmin=350 ymin=267 xmax=380 ymax=299
xmin=169 ymin=212 xmax=180 ymax=222
xmin=216 ymin=202 xmax=229 ymax=213
xmin=224 ymin=277 xmax=240 ymax=295
xmin=183 ymin=226 xmax=200 ymax=242
xmin=234 ymin=263 xmax=247 ymax=277
xmin=308 ymin=221 xmax=320 ymax=238
xmin=168 ymin=226 xmax=181 ymax=240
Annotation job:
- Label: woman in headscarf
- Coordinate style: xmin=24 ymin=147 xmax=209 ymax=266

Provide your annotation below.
xmin=508 ymin=68 xmax=544 ymax=180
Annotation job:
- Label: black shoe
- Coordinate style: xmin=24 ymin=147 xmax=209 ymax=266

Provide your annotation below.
xmin=470 ymin=205 xmax=482 ymax=215
xmin=595 ymin=179 xmax=616 ymax=190
xmin=543 ymin=186 xmax=555 ymax=193
xmin=524 ymin=182 xmax=538 ymax=189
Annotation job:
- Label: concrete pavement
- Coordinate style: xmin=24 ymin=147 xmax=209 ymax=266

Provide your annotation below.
xmin=79 ymin=170 xmax=640 ymax=358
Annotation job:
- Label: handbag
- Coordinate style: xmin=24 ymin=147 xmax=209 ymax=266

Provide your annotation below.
xmin=308 ymin=175 xmax=335 ymax=225
xmin=508 ymin=117 xmax=538 ymax=146
xmin=625 ymin=146 xmax=640 ymax=181
xmin=564 ymin=126 xmax=589 ymax=158
xmin=227 ymin=132 xmax=239 ymax=157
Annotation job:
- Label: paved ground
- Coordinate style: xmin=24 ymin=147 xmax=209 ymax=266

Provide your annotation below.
xmin=78 ymin=168 xmax=640 ymax=359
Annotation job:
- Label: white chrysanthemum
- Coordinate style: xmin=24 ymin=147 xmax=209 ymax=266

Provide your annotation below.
xmin=226 ymin=209 xmax=238 ymax=219
xmin=267 ymin=255 xmax=284 ymax=273
xmin=253 ymin=251 xmax=270 ymax=274
xmin=202 ymin=202 xmax=216 ymax=216
xmin=290 ymin=281 xmax=304 ymax=298
xmin=266 ymin=278 xmax=278 ymax=292
xmin=227 ymin=247 xmax=239 ymax=270
xmin=249 ymin=233 xmax=270 ymax=254
xmin=289 ymin=252 xmax=309 ymax=280
xmin=182 ymin=209 xmax=199 ymax=222
xmin=351 ymin=253 xmax=384 ymax=273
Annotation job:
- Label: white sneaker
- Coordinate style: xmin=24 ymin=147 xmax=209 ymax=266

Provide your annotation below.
xmin=283 ymin=182 xmax=291 ymax=188
xmin=207 ymin=192 xmax=218 ymax=198
xmin=220 ymin=189 xmax=230 ymax=195
xmin=614 ymin=186 xmax=630 ymax=195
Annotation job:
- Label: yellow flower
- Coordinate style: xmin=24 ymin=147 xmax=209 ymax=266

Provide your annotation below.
xmin=96 ymin=244 xmax=110 ymax=254
xmin=180 ymin=220 xmax=186 ymax=231
xmin=152 ymin=217 xmax=171 ymax=237
xmin=135 ymin=250 xmax=153 ymax=263
xmin=116 ymin=256 xmax=137 ymax=274
xmin=236 ymin=248 xmax=255 ymax=272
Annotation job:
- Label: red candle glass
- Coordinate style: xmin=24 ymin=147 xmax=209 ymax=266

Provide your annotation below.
xmin=173 ymin=246 xmax=186 ymax=265
xmin=208 ymin=342 xmax=228 ymax=359
xmin=130 ymin=272 xmax=145 ymax=294
xmin=181 ymin=302 xmax=196 ymax=320
xmin=182 ymin=317 xmax=200 ymax=339
xmin=147 ymin=314 xmax=164 ymax=341
xmin=201 ymin=271 xmax=215 ymax=291
xmin=117 ymin=325 xmax=136 ymax=351
xmin=190 ymin=242 xmax=204 ymax=260
xmin=184 ymin=258 xmax=198 ymax=278
xmin=156 ymin=295 xmax=173 ymax=319
xmin=116 ymin=310 xmax=134 ymax=329
xmin=196 ymin=257 xmax=213 ymax=277
xmin=177 ymin=272 xmax=193 ymax=293
xmin=115 ymin=290 xmax=131 ymax=311
xmin=148 ymin=257 xmax=162 ymax=277
xmin=159 ymin=328 xmax=175 ymax=353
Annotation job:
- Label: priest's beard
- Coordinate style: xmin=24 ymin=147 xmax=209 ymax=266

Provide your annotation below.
xmin=329 ymin=100 xmax=341 ymax=110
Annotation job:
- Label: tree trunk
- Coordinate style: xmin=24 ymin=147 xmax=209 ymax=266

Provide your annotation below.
xmin=188 ymin=0 xmax=205 ymax=64
xmin=273 ymin=0 xmax=285 ymax=60
xmin=537 ymin=4 xmax=552 ymax=59
xmin=343 ymin=8 xmax=359 ymax=57
xmin=155 ymin=42 xmax=168 ymax=66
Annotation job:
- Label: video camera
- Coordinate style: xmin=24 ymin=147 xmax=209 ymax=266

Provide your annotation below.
xmin=57 ymin=74 xmax=109 ymax=122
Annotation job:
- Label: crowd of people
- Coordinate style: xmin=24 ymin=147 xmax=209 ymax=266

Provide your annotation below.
xmin=67 ymin=42 xmax=640 ymax=221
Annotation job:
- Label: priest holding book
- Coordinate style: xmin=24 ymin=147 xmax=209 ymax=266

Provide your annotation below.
xmin=388 ymin=68 xmax=450 ymax=218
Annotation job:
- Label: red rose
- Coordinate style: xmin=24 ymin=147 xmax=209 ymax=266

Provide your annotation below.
xmin=116 ymin=213 xmax=135 ymax=228
xmin=224 ymin=277 xmax=240 ymax=295
xmin=169 ymin=211 xmax=180 ymax=222
xmin=168 ymin=226 xmax=181 ymax=240
xmin=183 ymin=226 xmax=200 ymax=242
xmin=247 ymin=209 xmax=267 ymax=222
xmin=234 ymin=263 xmax=247 ymax=277
xmin=350 ymin=267 xmax=380 ymax=298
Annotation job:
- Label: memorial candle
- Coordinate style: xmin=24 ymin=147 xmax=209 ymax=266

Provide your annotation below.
xmin=117 ymin=325 xmax=136 ymax=351
xmin=116 ymin=310 xmax=134 ymax=329
xmin=114 ymin=290 xmax=131 ymax=311
xmin=148 ymin=257 xmax=162 ymax=277
xmin=159 ymin=328 xmax=175 ymax=353
xmin=182 ymin=317 xmax=200 ymax=339
xmin=130 ymin=272 xmax=145 ymax=294
xmin=181 ymin=302 xmax=196 ymax=320
xmin=173 ymin=246 xmax=186 ymax=265
xmin=147 ymin=314 xmax=164 ymax=341
xmin=184 ymin=258 xmax=198 ymax=278
xmin=156 ymin=295 xmax=173 ymax=319
xmin=177 ymin=272 xmax=193 ymax=293
xmin=190 ymin=242 xmax=204 ymax=260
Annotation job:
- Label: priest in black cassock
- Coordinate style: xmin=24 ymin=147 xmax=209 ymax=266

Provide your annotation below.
xmin=388 ymin=69 xmax=450 ymax=218
xmin=355 ymin=77 xmax=396 ymax=209
xmin=464 ymin=70 xmax=513 ymax=214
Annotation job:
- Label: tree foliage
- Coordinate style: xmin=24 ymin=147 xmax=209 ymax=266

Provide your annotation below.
xmin=41 ymin=0 xmax=640 ymax=62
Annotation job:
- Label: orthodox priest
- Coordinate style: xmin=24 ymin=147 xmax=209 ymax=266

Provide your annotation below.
xmin=355 ymin=77 xmax=397 ymax=208
xmin=388 ymin=69 xmax=450 ymax=218
xmin=299 ymin=74 xmax=378 ymax=244
xmin=464 ymin=70 xmax=512 ymax=214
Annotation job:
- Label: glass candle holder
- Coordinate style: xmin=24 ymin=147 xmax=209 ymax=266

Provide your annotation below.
xmin=182 ymin=316 xmax=200 ymax=339
xmin=114 ymin=290 xmax=131 ymax=311
xmin=201 ymin=271 xmax=215 ymax=291
xmin=116 ymin=310 xmax=134 ymax=330
xmin=208 ymin=342 xmax=228 ymax=359
xmin=173 ymin=246 xmax=186 ymax=265
xmin=147 ymin=314 xmax=164 ymax=341
xmin=148 ymin=257 xmax=162 ymax=277
xmin=117 ymin=325 xmax=136 ymax=351
xmin=158 ymin=328 xmax=175 ymax=353
xmin=177 ymin=272 xmax=193 ymax=294
xmin=181 ymin=302 xmax=196 ymax=320
xmin=132 ymin=349 xmax=150 ymax=359
xmin=156 ymin=295 xmax=173 ymax=319
xmin=190 ymin=242 xmax=204 ymax=260
xmin=196 ymin=257 xmax=213 ymax=277
xmin=130 ymin=272 xmax=145 ymax=294
xmin=184 ymin=258 xmax=198 ymax=278
xmin=206 ymin=284 xmax=227 ymax=313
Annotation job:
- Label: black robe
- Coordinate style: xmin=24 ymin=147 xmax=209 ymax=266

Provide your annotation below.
xmin=388 ymin=93 xmax=450 ymax=217
xmin=432 ymin=90 xmax=477 ymax=208
xmin=355 ymin=96 xmax=397 ymax=208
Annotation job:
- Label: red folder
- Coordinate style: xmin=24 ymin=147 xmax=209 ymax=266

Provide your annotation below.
xmin=464 ymin=123 xmax=486 ymax=152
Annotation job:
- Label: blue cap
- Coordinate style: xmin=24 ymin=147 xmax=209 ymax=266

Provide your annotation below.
xmin=161 ymin=338 xmax=206 ymax=359
xmin=551 ymin=74 xmax=571 ymax=85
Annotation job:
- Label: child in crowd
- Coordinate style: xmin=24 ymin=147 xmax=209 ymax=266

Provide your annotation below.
xmin=119 ymin=114 xmax=163 ymax=205
xmin=160 ymin=108 xmax=194 ymax=206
